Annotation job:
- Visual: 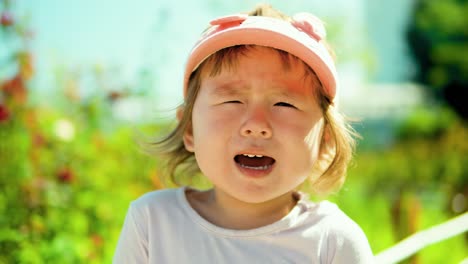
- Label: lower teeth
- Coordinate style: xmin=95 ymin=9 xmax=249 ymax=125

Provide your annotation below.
xmin=240 ymin=164 xmax=270 ymax=170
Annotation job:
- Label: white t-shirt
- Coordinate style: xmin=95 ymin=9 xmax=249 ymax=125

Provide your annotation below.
xmin=113 ymin=187 xmax=374 ymax=263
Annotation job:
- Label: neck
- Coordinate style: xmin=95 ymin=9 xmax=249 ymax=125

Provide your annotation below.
xmin=188 ymin=188 xmax=298 ymax=230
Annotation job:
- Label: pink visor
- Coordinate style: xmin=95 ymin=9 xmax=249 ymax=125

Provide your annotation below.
xmin=183 ymin=13 xmax=338 ymax=100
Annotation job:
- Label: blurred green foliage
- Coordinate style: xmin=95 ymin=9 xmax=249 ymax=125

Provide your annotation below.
xmin=346 ymin=107 xmax=467 ymax=263
xmin=407 ymin=0 xmax=468 ymax=119
xmin=1 ymin=1 xmax=467 ymax=263
xmin=1 ymin=2 xmax=158 ymax=261
xmin=1 ymin=105 xmax=159 ymax=263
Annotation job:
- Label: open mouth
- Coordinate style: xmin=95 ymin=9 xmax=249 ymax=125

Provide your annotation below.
xmin=234 ymin=154 xmax=276 ymax=170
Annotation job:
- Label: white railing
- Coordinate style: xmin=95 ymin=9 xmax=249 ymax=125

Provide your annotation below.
xmin=375 ymin=212 xmax=468 ymax=264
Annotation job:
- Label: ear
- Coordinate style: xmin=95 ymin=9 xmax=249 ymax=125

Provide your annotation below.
xmin=177 ymin=107 xmax=195 ymax=152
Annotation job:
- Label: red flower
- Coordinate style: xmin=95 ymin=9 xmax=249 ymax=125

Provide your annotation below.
xmin=0 ymin=104 xmax=10 ymax=123
xmin=1 ymin=12 xmax=14 ymax=27
xmin=32 ymin=133 xmax=46 ymax=147
xmin=57 ymin=168 xmax=74 ymax=183
xmin=91 ymin=234 xmax=103 ymax=247
xmin=1 ymin=74 xmax=27 ymax=104
xmin=107 ymin=91 xmax=124 ymax=102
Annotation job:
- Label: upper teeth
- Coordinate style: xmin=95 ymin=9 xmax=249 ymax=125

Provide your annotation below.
xmin=243 ymin=154 xmax=263 ymax=158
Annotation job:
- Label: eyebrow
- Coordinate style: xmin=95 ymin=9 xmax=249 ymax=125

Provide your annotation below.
xmin=276 ymin=89 xmax=301 ymax=101
xmin=209 ymin=80 xmax=246 ymax=97
xmin=210 ymin=84 xmax=304 ymax=103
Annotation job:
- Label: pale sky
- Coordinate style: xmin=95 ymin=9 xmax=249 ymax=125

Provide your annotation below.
xmin=12 ymin=0 xmax=414 ymax=113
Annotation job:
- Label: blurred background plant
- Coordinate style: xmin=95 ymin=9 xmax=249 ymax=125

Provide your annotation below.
xmin=1 ymin=0 xmax=159 ymax=262
xmin=0 ymin=0 xmax=466 ymax=263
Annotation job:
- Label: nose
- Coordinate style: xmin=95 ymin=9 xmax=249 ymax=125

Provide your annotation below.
xmin=240 ymin=107 xmax=272 ymax=139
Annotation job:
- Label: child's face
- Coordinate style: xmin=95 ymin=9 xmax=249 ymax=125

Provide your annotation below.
xmin=183 ymin=46 xmax=324 ymax=204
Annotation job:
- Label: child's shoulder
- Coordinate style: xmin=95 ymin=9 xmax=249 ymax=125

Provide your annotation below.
xmin=313 ymin=200 xmax=356 ymax=223
xmin=123 ymin=187 xmax=187 ymax=226
xmin=298 ymin=198 xmax=369 ymax=240
xmin=306 ymin=200 xmax=373 ymax=260
xmin=130 ymin=187 xmax=183 ymax=211
xmin=309 ymin=200 xmax=365 ymax=234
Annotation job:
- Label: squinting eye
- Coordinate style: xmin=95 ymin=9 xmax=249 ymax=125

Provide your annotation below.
xmin=275 ymin=102 xmax=297 ymax=108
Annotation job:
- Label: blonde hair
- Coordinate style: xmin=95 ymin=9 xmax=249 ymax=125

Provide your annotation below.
xmin=149 ymin=4 xmax=358 ymax=196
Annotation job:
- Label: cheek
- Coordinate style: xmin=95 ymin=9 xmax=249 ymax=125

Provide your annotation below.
xmin=277 ymin=115 xmax=323 ymax=158
xmin=191 ymin=104 xmax=237 ymax=141
xmin=274 ymin=113 xmax=322 ymax=139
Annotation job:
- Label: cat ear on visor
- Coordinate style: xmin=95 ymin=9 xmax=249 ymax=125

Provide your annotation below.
xmin=183 ymin=13 xmax=338 ymax=103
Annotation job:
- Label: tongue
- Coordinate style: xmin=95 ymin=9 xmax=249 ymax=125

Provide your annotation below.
xmin=235 ymin=155 xmax=275 ymax=167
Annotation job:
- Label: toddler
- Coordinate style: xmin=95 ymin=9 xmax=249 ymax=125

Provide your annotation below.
xmin=114 ymin=4 xmax=374 ymax=263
